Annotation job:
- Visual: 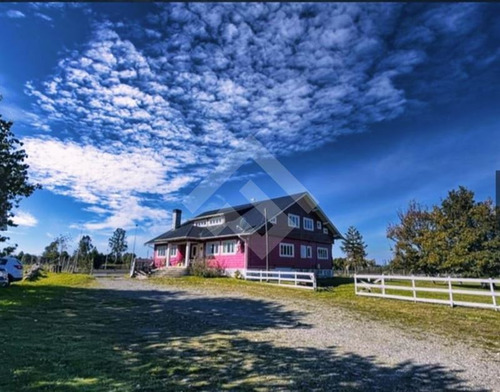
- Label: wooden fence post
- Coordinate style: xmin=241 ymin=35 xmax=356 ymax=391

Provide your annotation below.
xmin=490 ymin=278 xmax=498 ymax=311
xmin=381 ymin=275 xmax=386 ymax=297
xmin=448 ymin=277 xmax=454 ymax=307
xmin=260 ymin=270 xmax=262 ymax=283
xmin=411 ymin=275 xmax=416 ymax=302
xmin=354 ymin=274 xmax=358 ymax=294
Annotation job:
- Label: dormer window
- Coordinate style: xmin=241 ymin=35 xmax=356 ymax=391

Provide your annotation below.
xmin=208 ymin=216 xmax=224 ymax=226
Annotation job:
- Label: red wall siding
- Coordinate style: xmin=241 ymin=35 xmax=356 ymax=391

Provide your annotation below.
xmin=205 ymin=239 xmax=245 ymax=269
xmin=247 ymin=233 xmax=332 ymax=270
xmin=153 ymin=244 xmax=185 ymax=268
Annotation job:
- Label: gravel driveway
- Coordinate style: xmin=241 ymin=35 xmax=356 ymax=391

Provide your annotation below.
xmin=97 ymin=278 xmax=500 ymax=391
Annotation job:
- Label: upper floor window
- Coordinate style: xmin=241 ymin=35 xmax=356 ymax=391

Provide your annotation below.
xmin=206 ymin=241 xmax=220 ymax=256
xmin=288 ymin=214 xmax=300 ymax=228
xmin=279 ymin=243 xmax=294 ymax=258
xmin=269 ymin=216 xmax=277 ymax=224
xmin=323 ymin=228 xmax=328 ymax=234
xmin=194 ymin=220 xmax=207 ymax=227
xmin=300 ymin=245 xmax=312 ymax=259
xmin=157 ymin=246 xmax=166 ymax=257
xmin=317 ymin=221 xmax=322 ymax=230
xmin=317 ymin=247 xmax=329 ymax=260
xmin=170 ymin=245 xmax=178 ymax=257
xmin=303 ymin=217 xmax=314 ymax=231
xmin=208 ymin=216 xmax=224 ymax=226
xmin=221 ymin=240 xmax=237 ymax=255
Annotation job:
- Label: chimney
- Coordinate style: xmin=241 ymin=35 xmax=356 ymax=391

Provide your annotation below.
xmin=172 ymin=209 xmax=182 ymax=230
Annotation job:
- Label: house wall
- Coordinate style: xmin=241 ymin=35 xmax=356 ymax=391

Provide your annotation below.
xmin=153 ymin=244 xmax=185 ymax=268
xmin=205 ymin=238 xmax=245 ymax=270
xmin=247 ymin=233 xmax=333 ymax=270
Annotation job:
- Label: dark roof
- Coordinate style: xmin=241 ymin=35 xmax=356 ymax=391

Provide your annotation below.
xmin=145 ymin=192 xmax=342 ymax=244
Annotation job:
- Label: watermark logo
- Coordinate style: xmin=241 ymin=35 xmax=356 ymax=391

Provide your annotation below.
xmin=182 ymin=135 xmax=321 ymax=263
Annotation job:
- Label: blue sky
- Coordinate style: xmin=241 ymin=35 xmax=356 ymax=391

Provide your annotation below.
xmin=1 ymin=3 xmax=499 ymax=262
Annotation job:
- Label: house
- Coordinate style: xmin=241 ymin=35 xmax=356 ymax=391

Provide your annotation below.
xmin=145 ymin=192 xmax=343 ymax=277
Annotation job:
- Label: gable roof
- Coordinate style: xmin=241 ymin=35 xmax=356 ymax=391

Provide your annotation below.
xmin=145 ymin=192 xmax=343 ymax=244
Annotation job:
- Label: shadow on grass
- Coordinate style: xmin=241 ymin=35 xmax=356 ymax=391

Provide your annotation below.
xmin=0 ymin=282 xmax=486 ymax=391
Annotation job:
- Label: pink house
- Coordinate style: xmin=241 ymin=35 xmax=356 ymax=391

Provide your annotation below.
xmin=145 ymin=192 xmax=343 ymax=277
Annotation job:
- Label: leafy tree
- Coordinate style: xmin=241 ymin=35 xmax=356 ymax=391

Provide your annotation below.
xmin=42 ymin=240 xmax=60 ymax=263
xmin=75 ymin=235 xmax=94 ymax=271
xmin=387 ymin=201 xmax=433 ymax=273
xmin=0 ymin=111 xmax=40 ymax=253
xmin=332 ymin=257 xmax=347 ymax=271
xmin=388 ymin=187 xmax=500 ymax=277
xmin=340 ymin=226 xmax=368 ymax=273
xmin=109 ymin=228 xmax=127 ymax=263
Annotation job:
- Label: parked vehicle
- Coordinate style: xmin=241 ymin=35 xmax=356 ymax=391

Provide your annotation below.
xmin=0 ymin=269 xmax=9 ymax=287
xmin=0 ymin=257 xmax=23 ymax=285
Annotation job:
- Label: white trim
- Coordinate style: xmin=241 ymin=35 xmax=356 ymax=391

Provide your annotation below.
xmin=157 ymin=246 xmax=167 ymax=257
xmin=206 ymin=241 xmax=220 ymax=256
xmin=316 ymin=221 xmax=322 ymax=230
xmin=169 ymin=245 xmax=178 ymax=257
xmin=303 ymin=217 xmax=314 ymax=231
xmin=288 ymin=214 xmax=300 ymax=228
xmin=317 ymin=247 xmax=329 ymax=260
xmin=221 ymin=239 xmax=237 ymax=255
xmin=269 ymin=216 xmax=277 ymax=224
xmin=323 ymin=228 xmax=328 ymax=234
xmin=279 ymin=243 xmax=295 ymax=258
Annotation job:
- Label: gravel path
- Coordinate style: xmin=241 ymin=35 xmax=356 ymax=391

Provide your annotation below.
xmin=97 ymin=278 xmax=500 ymax=391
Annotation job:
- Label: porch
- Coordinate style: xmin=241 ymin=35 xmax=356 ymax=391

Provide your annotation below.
xmin=155 ymin=241 xmax=202 ymax=269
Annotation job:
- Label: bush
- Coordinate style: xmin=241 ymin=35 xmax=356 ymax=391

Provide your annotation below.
xmin=234 ymin=270 xmax=243 ymax=279
xmin=188 ymin=258 xmax=224 ymax=278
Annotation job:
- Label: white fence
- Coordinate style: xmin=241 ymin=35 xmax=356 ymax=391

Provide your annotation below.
xmin=244 ymin=270 xmax=317 ymax=290
xmin=355 ymin=274 xmax=500 ymax=311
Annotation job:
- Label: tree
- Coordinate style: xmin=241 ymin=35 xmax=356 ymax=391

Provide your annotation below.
xmin=0 ymin=110 xmax=40 ymax=252
xmin=42 ymin=240 xmax=60 ymax=263
xmin=340 ymin=226 xmax=368 ymax=273
xmin=387 ymin=187 xmax=500 ymax=277
xmin=109 ymin=228 xmax=127 ymax=263
xmin=387 ymin=201 xmax=433 ymax=273
xmin=75 ymin=235 xmax=94 ymax=271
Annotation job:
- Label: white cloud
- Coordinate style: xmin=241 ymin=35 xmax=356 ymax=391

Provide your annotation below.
xmin=12 ymin=211 xmax=38 ymax=227
xmin=6 ymin=10 xmax=25 ymax=18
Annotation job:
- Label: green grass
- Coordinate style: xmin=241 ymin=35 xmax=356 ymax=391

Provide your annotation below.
xmin=1 ymin=273 xmax=499 ymax=391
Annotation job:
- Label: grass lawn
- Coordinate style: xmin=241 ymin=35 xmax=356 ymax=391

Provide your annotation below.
xmin=0 ymin=273 xmax=499 ymax=391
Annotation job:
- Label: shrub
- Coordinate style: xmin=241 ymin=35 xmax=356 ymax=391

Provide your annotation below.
xmin=188 ymin=258 xmax=224 ymax=278
xmin=234 ymin=270 xmax=243 ymax=279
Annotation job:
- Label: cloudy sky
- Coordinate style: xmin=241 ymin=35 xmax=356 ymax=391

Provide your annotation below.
xmin=1 ymin=3 xmax=499 ymax=262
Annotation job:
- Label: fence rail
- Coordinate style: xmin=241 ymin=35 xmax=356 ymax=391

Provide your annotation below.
xmin=244 ymin=270 xmax=316 ymax=290
xmin=354 ymin=274 xmax=500 ymax=311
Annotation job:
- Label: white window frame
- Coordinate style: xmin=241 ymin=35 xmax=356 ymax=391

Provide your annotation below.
xmin=288 ymin=213 xmax=300 ymax=228
xmin=221 ymin=239 xmax=237 ymax=255
xmin=206 ymin=241 xmax=220 ymax=256
xmin=208 ymin=216 xmax=224 ymax=226
xmin=157 ymin=246 xmax=166 ymax=257
xmin=300 ymin=245 xmax=312 ymax=259
xmin=303 ymin=217 xmax=314 ymax=231
xmin=323 ymin=228 xmax=328 ymax=234
xmin=169 ymin=245 xmax=178 ymax=257
xmin=317 ymin=247 xmax=329 ymax=260
xmin=317 ymin=221 xmax=322 ymax=230
xmin=279 ymin=243 xmax=294 ymax=258
xmin=191 ymin=245 xmax=197 ymax=258
xmin=269 ymin=216 xmax=277 ymax=224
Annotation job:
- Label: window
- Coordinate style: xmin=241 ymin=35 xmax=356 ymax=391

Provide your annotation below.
xmin=194 ymin=220 xmax=207 ymax=227
xmin=288 ymin=214 xmax=300 ymax=228
xmin=269 ymin=216 xmax=277 ymax=224
xmin=300 ymin=245 xmax=312 ymax=259
xmin=206 ymin=241 xmax=220 ymax=256
xmin=222 ymin=240 xmax=237 ymax=255
xmin=157 ymin=246 xmax=166 ymax=257
xmin=169 ymin=245 xmax=178 ymax=257
xmin=303 ymin=217 xmax=314 ymax=231
xmin=323 ymin=228 xmax=328 ymax=234
xmin=191 ymin=246 xmax=197 ymax=258
xmin=317 ymin=247 xmax=329 ymax=260
xmin=279 ymin=243 xmax=294 ymax=258
xmin=317 ymin=221 xmax=322 ymax=230
xmin=208 ymin=217 xmax=224 ymax=226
